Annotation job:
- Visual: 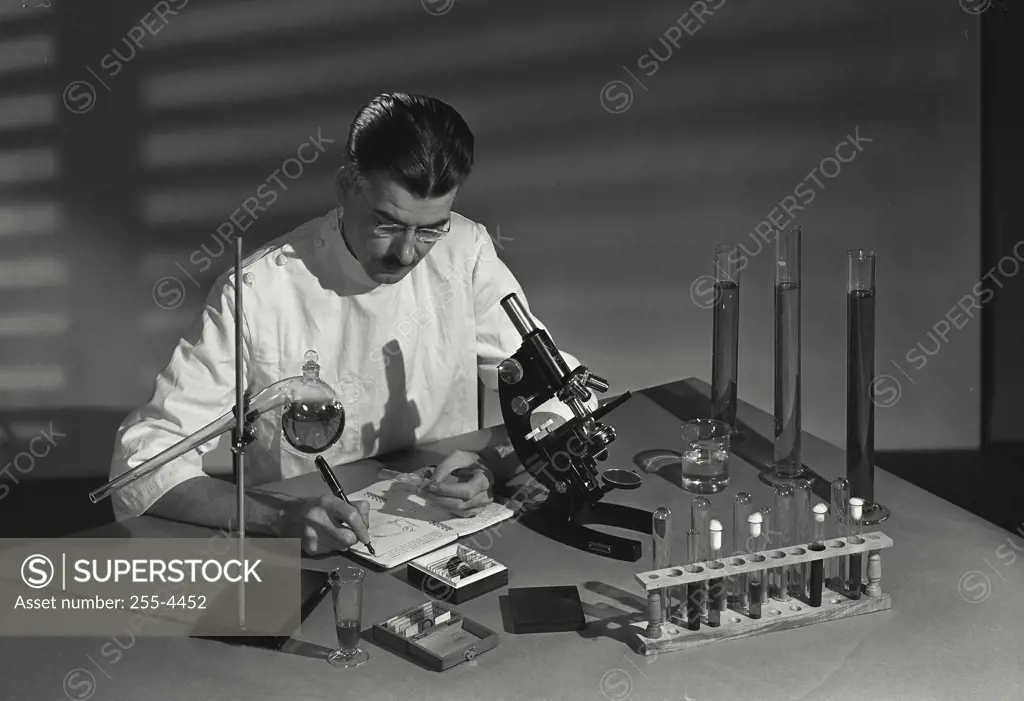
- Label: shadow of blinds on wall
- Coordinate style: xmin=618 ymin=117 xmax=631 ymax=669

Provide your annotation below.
xmin=0 ymin=6 xmax=67 ymax=410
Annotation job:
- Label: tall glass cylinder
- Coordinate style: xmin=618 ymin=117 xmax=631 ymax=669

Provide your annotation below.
xmin=762 ymin=227 xmax=807 ymax=487
xmin=711 ymin=244 xmax=743 ymax=441
xmin=846 ymin=249 xmax=890 ymax=524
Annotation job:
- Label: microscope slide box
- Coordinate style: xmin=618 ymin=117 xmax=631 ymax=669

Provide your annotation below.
xmin=373 ymin=601 xmax=499 ymax=671
xmin=407 ymin=543 xmax=509 ymax=605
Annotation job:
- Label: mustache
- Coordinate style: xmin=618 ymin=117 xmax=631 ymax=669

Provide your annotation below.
xmin=381 ymin=255 xmax=416 ymax=268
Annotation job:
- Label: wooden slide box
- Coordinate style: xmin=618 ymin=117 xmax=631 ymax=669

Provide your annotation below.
xmin=372 ymin=602 xmax=499 ymax=672
xmin=407 ymin=544 xmax=509 ymax=605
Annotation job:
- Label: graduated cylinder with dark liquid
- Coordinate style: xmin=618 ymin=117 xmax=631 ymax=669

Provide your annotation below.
xmin=711 ymin=244 xmax=741 ymax=432
xmin=846 ymin=249 xmax=889 ymax=524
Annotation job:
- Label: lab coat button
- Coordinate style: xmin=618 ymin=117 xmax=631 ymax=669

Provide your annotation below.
xmin=275 ymin=254 xmax=287 ymax=266
xmin=242 ymin=273 xmax=254 ymax=286
xmin=315 ymin=236 xmax=325 ymax=248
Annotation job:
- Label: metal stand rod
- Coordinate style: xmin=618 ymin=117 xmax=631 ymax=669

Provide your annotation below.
xmin=234 ymin=236 xmax=246 ymax=631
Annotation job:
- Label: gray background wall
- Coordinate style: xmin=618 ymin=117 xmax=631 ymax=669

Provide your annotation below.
xmin=0 ymin=0 xmax=981 ymax=481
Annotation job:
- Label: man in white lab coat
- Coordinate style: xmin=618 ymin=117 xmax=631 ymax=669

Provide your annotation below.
xmin=108 ymin=93 xmax=591 ymax=555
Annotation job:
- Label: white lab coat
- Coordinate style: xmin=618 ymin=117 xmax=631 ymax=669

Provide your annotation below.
xmin=108 ymin=207 xmax=591 ymax=520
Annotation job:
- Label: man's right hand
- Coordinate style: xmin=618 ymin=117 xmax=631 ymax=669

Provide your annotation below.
xmin=275 ymin=494 xmax=371 ymax=556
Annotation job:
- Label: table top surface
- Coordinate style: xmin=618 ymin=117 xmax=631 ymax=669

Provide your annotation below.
xmin=1 ymin=379 xmax=1021 ymax=701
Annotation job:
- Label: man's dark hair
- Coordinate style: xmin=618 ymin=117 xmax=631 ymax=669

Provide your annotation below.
xmin=345 ymin=93 xmax=474 ymax=198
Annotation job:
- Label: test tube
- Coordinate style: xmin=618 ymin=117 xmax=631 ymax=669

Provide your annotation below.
xmin=685 ymin=528 xmax=702 ymax=630
xmin=730 ymin=492 xmax=754 ymax=606
xmin=759 ymin=506 xmax=772 ymax=603
xmin=772 ymin=486 xmax=793 ymax=601
xmin=848 ymin=497 xmax=864 ymax=600
xmin=652 ymin=507 xmax=672 ymax=631
xmin=809 ymin=503 xmax=828 ymax=607
xmin=691 ymin=497 xmax=711 ymax=615
xmin=830 ymin=478 xmax=850 ymax=590
xmin=747 ymin=513 xmax=764 ymax=619
xmin=792 ymin=480 xmax=811 ymax=598
xmin=707 ymin=519 xmax=725 ymax=627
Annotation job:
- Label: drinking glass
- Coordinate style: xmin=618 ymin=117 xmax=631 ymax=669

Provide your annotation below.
xmin=328 ymin=566 xmax=369 ymax=668
xmin=680 ymin=419 xmax=731 ymax=494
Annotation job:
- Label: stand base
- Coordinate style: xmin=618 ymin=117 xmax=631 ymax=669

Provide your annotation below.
xmin=758 ymin=468 xmax=811 ymax=488
xmin=517 ymin=501 xmax=651 ymax=562
xmin=190 ymin=568 xmax=330 ymax=650
xmin=859 ymin=501 xmax=890 ymax=525
xmin=328 ymin=648 xmax=369 ymax=668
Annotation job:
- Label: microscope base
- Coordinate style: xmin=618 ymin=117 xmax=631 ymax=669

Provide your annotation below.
xmin=518 ymin=501 xmax=652 ymax=563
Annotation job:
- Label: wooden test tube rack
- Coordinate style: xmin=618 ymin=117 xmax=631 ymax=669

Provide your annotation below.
xmin=631 ymin=531 xmax=893 ymax=656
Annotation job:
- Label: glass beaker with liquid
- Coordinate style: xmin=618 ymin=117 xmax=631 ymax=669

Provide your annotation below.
xmin=679 ymin=419 xmax=731 ymax=494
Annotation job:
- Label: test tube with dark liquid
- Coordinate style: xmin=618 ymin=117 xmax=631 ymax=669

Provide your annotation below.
xmin=847 ymin=497 xmax=864 ymax=599
xmin=759 ymin=506 xmax=772 ymax=603
xmin=711 ymin=243 xmax=741 ymax=438
xmin=808 ymin=503 xmax=828 ymax=607
xmin=685 ymin=528 xmax=702 ymax=630
xmin=692 ymin=497 xmax=711 ymax=618
xmin=746 ymin=513 xmax=764 ymax=619
xmin=846 ymin=249 xmax=890 ymax=525
xmin=762 ymin=226 xmax=807 ymax=487
xmin=652 ymin=507 xmax=672 ymax=633
xmin=830 ymin=478 xmax=850 ymax=590
xmin=772 ymin=487 xmax=793 ymax=601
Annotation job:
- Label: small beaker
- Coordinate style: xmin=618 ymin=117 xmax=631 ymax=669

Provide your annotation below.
xmin=328 ymin=566 xmax=369 ymax=668
xmin=680 ymin=419 xmax=731 ymax=494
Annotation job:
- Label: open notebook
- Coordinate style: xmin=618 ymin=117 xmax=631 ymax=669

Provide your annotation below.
xmin=345 ymin=478 xmax=515 ymax=569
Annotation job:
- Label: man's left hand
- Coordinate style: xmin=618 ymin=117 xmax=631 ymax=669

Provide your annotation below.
xmin=418 ymin=450 xmax=494 ymax=518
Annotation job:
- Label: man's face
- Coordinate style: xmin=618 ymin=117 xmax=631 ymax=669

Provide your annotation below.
xmin=339 ymin=171 xmax=457 ymax=284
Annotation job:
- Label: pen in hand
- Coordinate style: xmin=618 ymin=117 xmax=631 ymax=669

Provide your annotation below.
xmin=313 ymin=456 xmax=375 ymax=557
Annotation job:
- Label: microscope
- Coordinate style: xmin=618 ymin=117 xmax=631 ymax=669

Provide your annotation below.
xmin=496 ymin=293 xmax=652 ymax=562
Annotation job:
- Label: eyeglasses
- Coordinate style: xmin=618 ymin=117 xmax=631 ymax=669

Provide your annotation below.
xmin=372 ymin=221 xmax=450 ymax=244
xmin=355 ymin=183 xmax=451 ymax=244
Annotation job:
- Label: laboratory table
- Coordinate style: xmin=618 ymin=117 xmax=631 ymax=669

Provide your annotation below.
xmin=0 ymin=378 xmax=1021 ymax=701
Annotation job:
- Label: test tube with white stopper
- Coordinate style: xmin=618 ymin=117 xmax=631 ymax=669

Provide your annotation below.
xmin=792 ymin=479 xmax=811 ymax=597
xmin=746 ymin=512 xmax=764 ymax=619
xmin=730 ymin=492 xmax=754 ymax=606
xmin=707 ymin=519 xmax=725 ymax=627
xmin=847 ymin=497 xmax=864 ymax=600
xmin=773 ymin=486 xmax=794 ymax=601
xmin=809 ymin=502 xmax=828 ymax=606
xmin=652 ymin=507 xmax=672 ymax=633
xmin=830 ymin=478 xmax=850 ymax=590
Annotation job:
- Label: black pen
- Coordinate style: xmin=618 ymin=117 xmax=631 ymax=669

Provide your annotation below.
xmin=314 ymin=456 xmax=375 ymax=556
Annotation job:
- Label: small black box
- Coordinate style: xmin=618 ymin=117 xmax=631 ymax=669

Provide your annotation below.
xmin=507 ymin=585 xmax=586 ymax=634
